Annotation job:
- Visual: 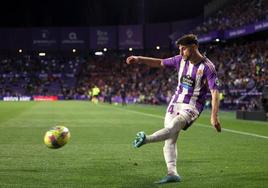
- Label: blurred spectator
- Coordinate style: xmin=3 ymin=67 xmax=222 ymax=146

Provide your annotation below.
xmin=192 ymin=0 xmax=268 ymax=35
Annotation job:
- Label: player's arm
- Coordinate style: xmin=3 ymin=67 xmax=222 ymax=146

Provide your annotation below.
xmin=210 ymin=89 xmax=221 ymax=132
xmin=206 ymin=63 xmax=221 ymax=132
xmin=126 ymin=56 xmax=164 ymax=68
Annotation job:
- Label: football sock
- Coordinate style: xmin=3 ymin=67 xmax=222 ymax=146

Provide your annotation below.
xmin=145 ymin=115 xmax=186 ymax=143
xmin=145 ymin=128 xmax=171 ymax=143
xmin=164 ymin=137 xmax=178 ymax=176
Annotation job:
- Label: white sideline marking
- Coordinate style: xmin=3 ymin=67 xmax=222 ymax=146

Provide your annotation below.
xmin=109 ymin=106 xmax=268 ymax=140
xmin=197 ymin=124 xmax=268 ymax=139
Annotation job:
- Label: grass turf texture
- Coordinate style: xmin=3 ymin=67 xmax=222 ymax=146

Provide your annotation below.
xmin=0 ymin=101 xmax=267 ymax=188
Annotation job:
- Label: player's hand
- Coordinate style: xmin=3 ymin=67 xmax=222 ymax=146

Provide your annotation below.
xmin=126 ymin=56 xmax=139 ymax=64
xmin=211 ymin=115 xmax=221 ymax=132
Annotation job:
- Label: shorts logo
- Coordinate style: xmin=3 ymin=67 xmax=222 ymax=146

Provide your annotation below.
xmin=184 ymin=109 xmax=195 ymax=117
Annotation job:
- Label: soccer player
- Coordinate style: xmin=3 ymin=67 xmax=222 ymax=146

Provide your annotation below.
xmin=126 ymin=34 xmax=221 ymax=184
xmin=120 ymin=85 xmax=127 ymax=106
xmin=91 ymin=85 xmax=100 ymax=104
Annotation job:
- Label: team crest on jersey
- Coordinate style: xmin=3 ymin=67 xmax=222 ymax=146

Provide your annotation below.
xmin=197 ymin=70 xmax=203 ymax=75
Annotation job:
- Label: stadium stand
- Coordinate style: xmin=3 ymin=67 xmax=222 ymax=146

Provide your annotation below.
xmin=192 ymin=0 xmax=268 ymax=35
xmin=0 ymin=0 xmax=267 ymax=112
xmin=0 ymin=37 xmax=267 ymax=111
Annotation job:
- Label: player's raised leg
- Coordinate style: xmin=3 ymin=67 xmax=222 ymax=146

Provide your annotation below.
xmin=133 ymin=100 xmax=174 ymax=148
xmin=146 ymin=115 xmax=186 ymax=143
xmin=133 ymin=131 xmax=146 ymax=148
xmin=132 ymin=103 xmax=186 ymax=147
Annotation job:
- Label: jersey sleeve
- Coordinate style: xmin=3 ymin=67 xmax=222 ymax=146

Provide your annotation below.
xmin=205 ymin=64 xmax=220 ymax=90
xmin=162 ymin=55 xmax=182 ymax=70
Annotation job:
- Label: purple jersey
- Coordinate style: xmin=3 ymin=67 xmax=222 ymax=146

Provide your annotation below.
xmin=163 ymin=55 xmax=219 ymax=113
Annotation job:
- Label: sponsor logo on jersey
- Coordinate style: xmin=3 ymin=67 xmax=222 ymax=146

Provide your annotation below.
xmin=180 ymin=75 xmax=195 ymax=89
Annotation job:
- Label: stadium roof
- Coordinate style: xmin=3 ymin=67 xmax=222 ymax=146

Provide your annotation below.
xmin=0 ymin=0 xmax=213 ymax=27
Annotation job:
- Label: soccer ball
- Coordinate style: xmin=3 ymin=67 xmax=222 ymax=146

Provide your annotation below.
xmin=44 ymin=126 xmax=71 ymax=149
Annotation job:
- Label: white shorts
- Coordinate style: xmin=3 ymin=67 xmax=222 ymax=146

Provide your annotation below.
xmin=164 ymin=101 xmax=200 ymax=131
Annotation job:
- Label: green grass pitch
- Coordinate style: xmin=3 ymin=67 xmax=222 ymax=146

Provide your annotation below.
xmin=0 ymin=101 xmax=267 ymax=188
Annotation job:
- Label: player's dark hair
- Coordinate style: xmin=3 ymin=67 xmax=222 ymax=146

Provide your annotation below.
xmin=176 ymin=34 xmax=199 ymax=46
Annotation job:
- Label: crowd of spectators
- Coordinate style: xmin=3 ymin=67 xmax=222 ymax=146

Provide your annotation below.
xmin=75 ymin=51 xmax=176 ymax=105
xmin=202 ymin=39 xmax=268 ymax=110
xmin=0 ymin=38 xmax=267 ymax=110
xmin=192 ymin=0 xmax=268 ymax=35
xmin=1 ymin=0 xmax=267 ymax=111
xmin=0 ymin=55 xmax=85 ymax=98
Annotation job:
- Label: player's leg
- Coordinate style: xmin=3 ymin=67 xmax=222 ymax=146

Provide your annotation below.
xmin=155 ymin=115 xmax=187 ymax=184
xmin=133 ymin=100 xmax=173 ymax=148
xmin=156 ymin=106 xmax=200 ymax=184
xmin=133 ymin=114 xmax=186 ymax=147
xmin=145 ymin=115 xmax=186 ymax=143
xmin=156 ymin=104 xmax=199 ymax=184
xmin=162 ymin=105 xmax=200 ymax=175
xmin=162 ymin=107 xmax=181 ymax=176
xmin=163 ymin=132 xmax=179 ymax=176
xmin=133 ymin=101 xmax=184 ymax=148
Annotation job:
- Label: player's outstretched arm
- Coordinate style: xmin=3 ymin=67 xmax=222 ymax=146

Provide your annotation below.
xmin=210 ymin=89 xmax=221 ymax=132
xmin=126 ymin=56 xmax=164 ymax=68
